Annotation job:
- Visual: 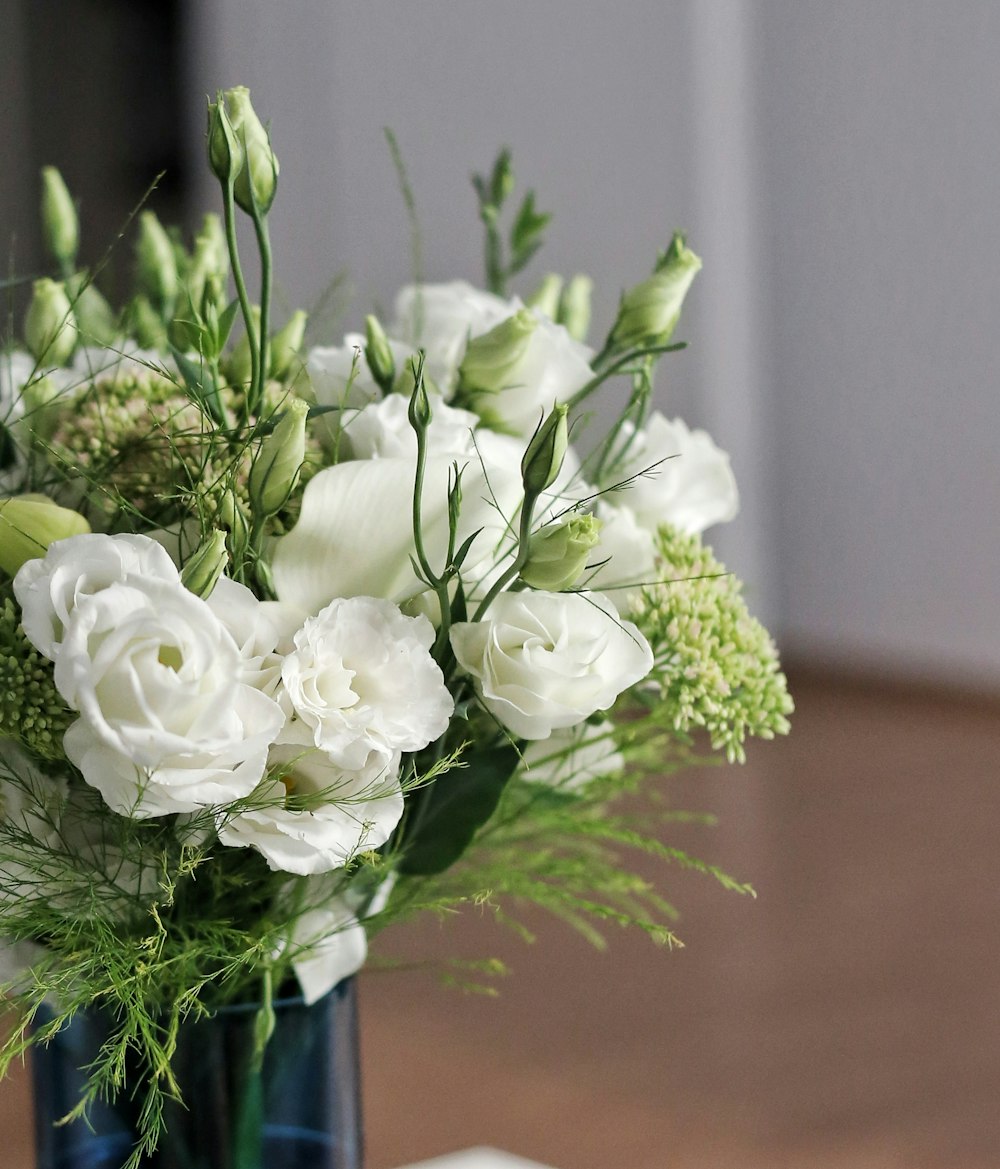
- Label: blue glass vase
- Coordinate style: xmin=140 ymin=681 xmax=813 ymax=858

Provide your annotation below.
xmin=31 ymin=979 xmax=363 ymax=1169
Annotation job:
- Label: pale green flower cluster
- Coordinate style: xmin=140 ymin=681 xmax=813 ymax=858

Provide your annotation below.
xmin=634 ymin=524 xmax=793 ymax=762
xmin=0 ymin=585 xmax=71 ymax=762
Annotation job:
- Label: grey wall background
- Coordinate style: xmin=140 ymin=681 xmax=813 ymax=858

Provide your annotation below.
xmin=5 ymin=1 xmax=999 ymax=687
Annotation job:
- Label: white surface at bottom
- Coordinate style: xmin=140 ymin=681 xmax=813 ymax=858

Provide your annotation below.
xmin=397 ymin=1148 xmax=556 ymax=1169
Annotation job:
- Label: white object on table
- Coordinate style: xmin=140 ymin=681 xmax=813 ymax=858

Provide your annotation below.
xmin=398 ymin=1148 xmax=557 ymax=1169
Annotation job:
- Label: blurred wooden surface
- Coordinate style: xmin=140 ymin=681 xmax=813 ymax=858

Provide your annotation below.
xmin=4 ymin=672 xmax=999 ymax=1168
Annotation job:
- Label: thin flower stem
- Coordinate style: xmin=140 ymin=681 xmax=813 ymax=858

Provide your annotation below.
xmin=221 ymin=180 xmax=259 ymax=416
xmin=567 ymin=342 xmax=686 ymax=410
xmin=249 ymin=206 xmax=272 ymax=416
xmin=472 ymin=490 xmax=536 ymax=621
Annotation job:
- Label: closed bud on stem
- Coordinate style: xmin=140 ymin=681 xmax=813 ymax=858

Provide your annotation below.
xmin=197 ymin=213 xmax=230 ymax=281
xmin=135 ymin=211 xmax=179 ymax=310
xmin=270 ymin=310 xmax=308 ymax=379
xmin=40 ymin=166 xmax=79 ymax=271
xmin=525 ymin=273 xmax=564 ymax=320
xmin=609 ymin=232 xmax=701 ymax=351
xmin=458 ymin=308 xmax=537 ymax=398
xmin=207 ymin=93 xmax=245 ymax=188
xmin=519 ymin=513 xmax=601 ymax=592
xmin=364 ymin=314 xmax=396 ymax=394
xmin=521 ymin=402 xmax=569 ymax=498
xmin=407 ymin=357 xmax=432 ymax=433
xmin=0 ymin=495 xmax=90 ymax=576
xmin=24 ymin=279 xmax=76 ymax=365
xmin=128 ymin=295 xmax=168 ymax=350
xmin=558 ymin=274 xmax=593 ymax=342
xmin=67 ymin=273 xmax=118 ymax=346
xmin=181 ymin=529 xmax=229 ymax=598
xmin=217 ymin=87 xmax=279 ymax=215
xmin=227 ymin=306 xmax=261 ymax=387
xmin=249 ymin=397 xmax=310 ymax=519
xmin=218 ymin=489 xmax=251 ymax=557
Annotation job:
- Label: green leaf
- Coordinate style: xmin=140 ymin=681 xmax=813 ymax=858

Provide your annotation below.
xmin=399 ymin=744 xmax=521 ymax=876
xmin=169 ymin=345 xmax=225 ymax=425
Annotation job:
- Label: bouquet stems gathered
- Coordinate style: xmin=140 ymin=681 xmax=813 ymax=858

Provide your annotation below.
xmin=0 ymin=87 xmax=791 ymax=1164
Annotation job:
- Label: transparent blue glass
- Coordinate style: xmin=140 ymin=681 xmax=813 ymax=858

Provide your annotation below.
xmin=32 ymin=979 xmax=363 ymax=1169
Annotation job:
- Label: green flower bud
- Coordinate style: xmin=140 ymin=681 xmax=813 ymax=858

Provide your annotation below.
xmin=0 ymin=495 xmax=90 ymax=576
xmin=181 ymin=529 xmax=229 ymax=598
xmin=558 ymin=274 xmax=593 ymax=342
xmin=227 ymin=306 xmax=261 ymax=388
xmin=67 ymin=273 xmax=118 ymax=346
xmin=207 ymin=93 xmax=245 ymax=187
xmin=40 ymin=166 xmax=79 ymax=270
xmin=458 ymin=308 xmax=537 ymax=397
xmin=364 ymin=314 xmax=395 ymax=394
xmin=525 ymin=273 xmax=564 ymax=320
xmin=521 ymin=402 xmax=569 ymax=498
xmin=270 ymin=310 xmax=308 ymax=379
xmin=24 ymin=279 xmax=76 ymax=365
xmin=519 ymin=513 xmax=601 ymax=591
xmin=196 ymin=213 xmax=229 ymax=281
xmin=218 ymin=488 xmax=251 ymax=557
xmin=610 ymin=233 xmax=701 ymax=351
xmin=249 ymin=397 xmax=309 ymax=518
xmin=128 ymin=294 xmax=168 ymax=350
xmin=215 ymin=87 xmax=279 ymax=215
xmin=135 ymin=210 xmax=179 ymax=310
xmin=407 ymin=359 xmax=432 ymax=433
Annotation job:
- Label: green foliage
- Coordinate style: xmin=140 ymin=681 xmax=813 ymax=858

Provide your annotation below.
xmin=473 ymin=148 xmax=552 ymax=296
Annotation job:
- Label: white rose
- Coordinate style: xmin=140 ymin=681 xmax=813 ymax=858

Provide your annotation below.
xmin=281 ymin=596 xmax=452 ymax=771
xmin=606 ymin=412 xmax=739 ymax=535
xmin=217 ymin=727 xmax=403 ymax=875
xmin=391 ymin=281 xmax=512 ymax=393
xmin=450 ymin=590 xmax=653 ymax=740
xmin=519 ymin=719 xmax=625 ymax=792
xmin=14 ymin=532 xmax=180 ymax=660
xmin=306 ymin=333 xmax=414 ymax=412
xmin=285 ymin=898 xmax=368 ymax=1005
xmin=340 ymin=392 xmax=482 ymax=461
xmin=55 ymin=575 xmax=284 ymax=817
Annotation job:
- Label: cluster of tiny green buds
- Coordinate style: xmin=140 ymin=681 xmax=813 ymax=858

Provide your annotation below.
xmin=521 ymin=402 xmax=569 ymax=498
xmin=181 ymin=529 xmax=229 ymax=598
xmin=558 ymin=274 xmax=593 ymax=342
xmin=40 ymin=166 xmax=79 ymax=272
xmin=609 ymin=232 xmax=702 ymax=351
xmin=135 ymin=211 xmax=179 ymax=311
xmin=0 ymin=495 xmax=90 ymax=576
xmin=248 ymin=397 xmax=309 ymax=518
xmin=270 ymin=311 xmax=308 ymax=379
xmin=525 ymin=273 xmax=564 ymax=319
xmin=365 ymin=315 xmax=396 ymax=394
xmin=458 ymin=309 xmax=537 ymax=398
xmin=24 ymin=279 xmax=76 ymax=365
xmin=208 ymin=88 xmax=279 ymax=215
xmin=519 ymin=512 xmax=601 ymax=592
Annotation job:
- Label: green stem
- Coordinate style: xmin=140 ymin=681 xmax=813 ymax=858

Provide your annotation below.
xmin=221 ymin=180 xmax=259 ymax=416
xmin=249 ymin=207 xmax=273 ymax=416
xmin=410 ymin=427 xmax=454 ymax=653
xmin=567 ymin=342 xmax=686 ymax=410
xmin=472 ymin=491 xmax=537 ymax=621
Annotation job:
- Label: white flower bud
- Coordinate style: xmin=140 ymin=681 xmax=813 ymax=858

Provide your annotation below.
xmin=249 ymin=397 xmax=310 ymax=518
xmin=40 ymin=166 xmax=78 ymax=270
xmin=0 ymin=495 xmax=90 ymax=576
xmin=24 ymin=279 xmax=76 ymax=365
xmin=610 ymin=233 xmax=702 ymax=350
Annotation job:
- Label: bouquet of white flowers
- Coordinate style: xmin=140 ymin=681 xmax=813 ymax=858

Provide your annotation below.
xmin=0 ymin=87 xmax=791 ymax=1164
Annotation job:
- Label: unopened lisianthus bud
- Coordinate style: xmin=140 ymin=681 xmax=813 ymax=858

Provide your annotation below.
xmin=609 ymin=232 xmax=701 ymax=351
xmin=558 ymin=274 xmax=593 ymax=342
xmin=227 ymin=306 xmax=261 ymax=387
xmin=364 ymin=314 xmax=396 ymax=394
xmin=197 ymin=213 xmax=229 ymax=281
xmin=271 ymin=311 xmax=308 ymax=379
xmin=40 ymin=166 xmax=79 ymax=270
xmin=218 ymin=488 xmax=251 ymax=557
xmin=519 ymin=513 xmax=601 ymax=592
xmin=249 ymin=396 xmax=310 ymax=518
xmin=217 ymin=87 xmax=279 ymax=215
xmin=0 ymin=495 xmax=90 ymax=575
xmin=181 ymin=529 xmax=229 ymax=598
xmin=135 ymin=211 xmax=179 ymax=310
xmin=207 ymin=93 xmax=245 ymax=188
xmin=128 ymin=295 xmax=168 ymax=350
xmin=521 ymin=402 xmax=569 ymax=498
xmin=458 ymin=308 xmax=537 ymax=397
xmin=24 ymin=279 xmax=76 ymax=366
xmin=525 ymin=273 xmax=564 ymax=320
xmin=67 ymin=273 xmax=118 ymax=346
xmin=407 ymin=359 xmax=432 ymax=433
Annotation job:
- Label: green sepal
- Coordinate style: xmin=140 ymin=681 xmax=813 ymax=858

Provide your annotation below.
xmin=169 ymin=345 xmax=226 ymax=426
xmin=399 ymin=744 xmax=521 ymax=876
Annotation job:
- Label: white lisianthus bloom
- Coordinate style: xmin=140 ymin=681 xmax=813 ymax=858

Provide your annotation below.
xmin=606 ymin=412 xmax=739 ymax=535
xmin=281 ymin=596 xmax=452 ymax=771
xmin=286 ymin=898 xmax=368 ymax=1005
xmin=340 ymin=392 xmax=482 ymax=461
xmin=391 ymin=281 xmax=512 ymax=394
xmin=450 ymin=590 xmax=653 ymax=740
xmin=14 ymin=532 xmax=180 ymax=660
xmin=519 ymin=719 xmax=625 ymax=792
xmin=52 ymin=574 xmax=284 ymax=817
xmin=217 ymin=726 xmax=403 ymax=875
xmin=306 ymin=333 xmax=414 ymax=411
xmin=582 ymin=501 xmax=658 ymax=615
